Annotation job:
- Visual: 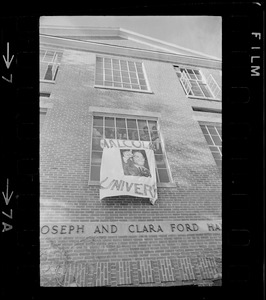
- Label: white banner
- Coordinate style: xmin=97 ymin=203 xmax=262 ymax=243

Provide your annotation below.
xmin=99 ymin=139 xmax=157 ymax=204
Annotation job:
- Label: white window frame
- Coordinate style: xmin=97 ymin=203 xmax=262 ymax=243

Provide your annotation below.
xmin=199 ymin=121 xmax=222 ymax=172
xmin=94 ymin=55 xmax=152 ymax=94
xmin=40 ymin=48 xmax=62 ymax=83
xmin=174 ymin=66 xmax=221 ymax=101
xmin=88 ymin=108 xmax=175 ymax=187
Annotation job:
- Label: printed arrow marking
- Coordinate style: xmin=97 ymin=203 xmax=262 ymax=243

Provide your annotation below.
xmin=2 ymin=42 xmax=14 ymax=69
xmin=2 ymin=74 xmax=12 ymax=83
xmin=2 ymin=179 xmax=13 ymax=206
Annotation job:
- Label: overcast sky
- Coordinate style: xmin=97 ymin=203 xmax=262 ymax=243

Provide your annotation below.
xmin=40 ymin=16 xmax=222 ymax=59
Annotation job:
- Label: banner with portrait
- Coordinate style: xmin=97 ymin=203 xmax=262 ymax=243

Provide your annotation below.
xmin=99 ymin=139 xmax=158 ymax=204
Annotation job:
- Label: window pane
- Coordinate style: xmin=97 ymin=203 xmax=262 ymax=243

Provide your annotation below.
xmin=93 ymin=116 xmax=103 ymax=126
xmin=139 ymin=79 xmax=146 ymax=85
xmin=132 ymin=84 xmax=140 ymax=90
xmin=200 ymin=125 xmax=208 ymax=134
xmin=40 ymin=111 xmax=46 ymax=130
xmin=187 ymin=69 xmax=197 ymax=80
xmin=148 ymin=120 xmax=157 ymax=130
xmin=199 ymin=83 xmax=212 ymax=98
xmin=123 ymin=83 xmax=131 ymax=89
xmin=158 ymin=169 xmax=170 ymax=183
xmin=138 ymin=120 xmax=150 ymax=141
xmin=104 ymin=57 xmax=111 ymax=64
xmin=96 ymin=57 xmax=103 ymax=63
xmin=44 ymin=65 xmax=53 ymax=80
xmin=96 ymin=74 xmax=104 ymax=81
xmin=211 ymin=135 xmax=222 ymax=146
xmin=203 ymin=134 xmax=214 ymax=145
xmin=90 ymin=166 xmax=100 ymax=181
xmin=104 ymin=63 xmax=111 ymax=69
xmin=123 ymin=77 xmax=130 ymax=83
xmin=151 ymin=130 xmax=159 ymax=142
xmin=127 ymin=119 xmax=137 ymax=128
xmin=155 ymin=155 xmax=167 ymax=168
xmin=114 ymin=82 xmax=122 ymax=88
xmin=140 ymin=85 xmax=148 ymax=90
xmin=91 ymin=151 xmax=103 ymax=165
xmin=104 ymin=81 xmax=113 ymax=87
xmin=113 ymin=70 xmax=120 ymax=77
xmin=92 ymin=138 xmax=103 ymax=151
xmin=112 ymin=58 xmax=119 ymax=64
xmin=130 ymin=78 xmax=138 ymax=84
xmin=137 ymin=72 xmax=145 ymax=79
xmin=96 ymin=61 xmax=103 ymax=67
xmin=217 ymin=128 xmax=222 ymax=136
xmin=105 ymin=75 xmax=112 ymax=81
xmin=209 ymin=146 xmax=219 ymax=152
xmin=105 ymin=127 xmax=116 ymax=139
xmin=95 ymin=80 xmax=104 ymax=86
xmin=96 ymin=67 xmax=103 ymax=74
xmin=191 ymin=82 xmax=204 ymax=97
xmin=105 ymin=69 xmax=112 ymax=76
xmin=117 ymin=128 xmax=127 ymax=140
xmin=128 ymin=62 xmax=135 ymax=71
xmin=140 ymin=130 xmax=150 ymax=141
xmin=207 ymin=126 xmax=217 ymax=135
xmin=212 ymin=152 xmax=221 ymax=159
xmin=43 ymin=51 xmax=55 ymax=62
xmin=105 ymin=117 xmax=115 ymax=127
xmin=120 ymin=61 xmax=128 ymax=71
xmin=129 ymin=72 xmax=137 ymax=79
xmin=128 ymin=129 xmax=139 ymax=140
xmin=113 ymin=64 xmax=120 ymax=70
xmin=154 ymin=142 xmax=163 ymax=154
xmin=215 ymin=159 xmax=222 ymax=167
xmin=93 ymin=127 xmax=103 ymax=137
xmin=137 ymin=120 xmax=147 ymax=129
xmin=116 ymin=118 xmax=126 ymax=128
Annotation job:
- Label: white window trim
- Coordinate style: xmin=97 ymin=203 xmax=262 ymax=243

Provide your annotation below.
xmin=94 ymin=55 xmax=153 ymax=94
xmin=40 ymin=48 xmax=62 ymax=82
xmin=175 ymin=66 xmax=221 ymax=101
xmin=88 ymin=108 xmax=175 ymax=187
xmin=94 ymin=84 xmax=153 ymax=94
xmin=40 ymin=79 xmax=56 ymax=84
xmin=198 ymin=121 xmax=222 ymax=164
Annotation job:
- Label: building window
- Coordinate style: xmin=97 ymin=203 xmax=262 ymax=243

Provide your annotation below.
xmin=174 ymin=66 xmax=221 ymax=100
xmin=94 ymin=56 xmax=150 ymax=92
xmin=199 ymin=122 xmax=222 ymax=172
xmin=90 ymin=114 xmax=172 ymax=184
xmin=40 ymin=48 xmax=63 ymax=82
xmin=40 ymin=108 xmax=47 ymax=131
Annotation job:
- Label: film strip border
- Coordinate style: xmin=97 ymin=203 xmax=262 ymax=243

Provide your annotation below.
xmin=0 ymin=3 xmax=264 ymax=298
xmin=223 ymin=3 xmax=264 ymax=300
xmin=0 ymin=16 xmax=39 ymax=296
xmin=40 ymin=257 xmax=222 ymax=287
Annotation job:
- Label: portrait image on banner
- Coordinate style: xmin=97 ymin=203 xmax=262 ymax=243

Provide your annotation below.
xmin=121 ymin=149 xmax=151 ymax=177
xmin=99 ymin=139 xmax=157 ymax=204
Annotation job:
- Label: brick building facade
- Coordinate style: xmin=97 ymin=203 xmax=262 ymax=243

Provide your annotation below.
xmin=40 ymin=26 xmax=222 ymax=287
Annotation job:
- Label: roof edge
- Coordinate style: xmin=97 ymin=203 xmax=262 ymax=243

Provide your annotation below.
xmin=119 ymin=28 xmax=221 ymax=61
xmin=40 ymin=25 xmax=121 ymax=37
xmin=39 ymin=25 xmax=221 ymax=62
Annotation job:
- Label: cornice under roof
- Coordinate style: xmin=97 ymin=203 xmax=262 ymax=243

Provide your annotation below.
xmin=40 ymin=25 xmax=221 ymax=61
